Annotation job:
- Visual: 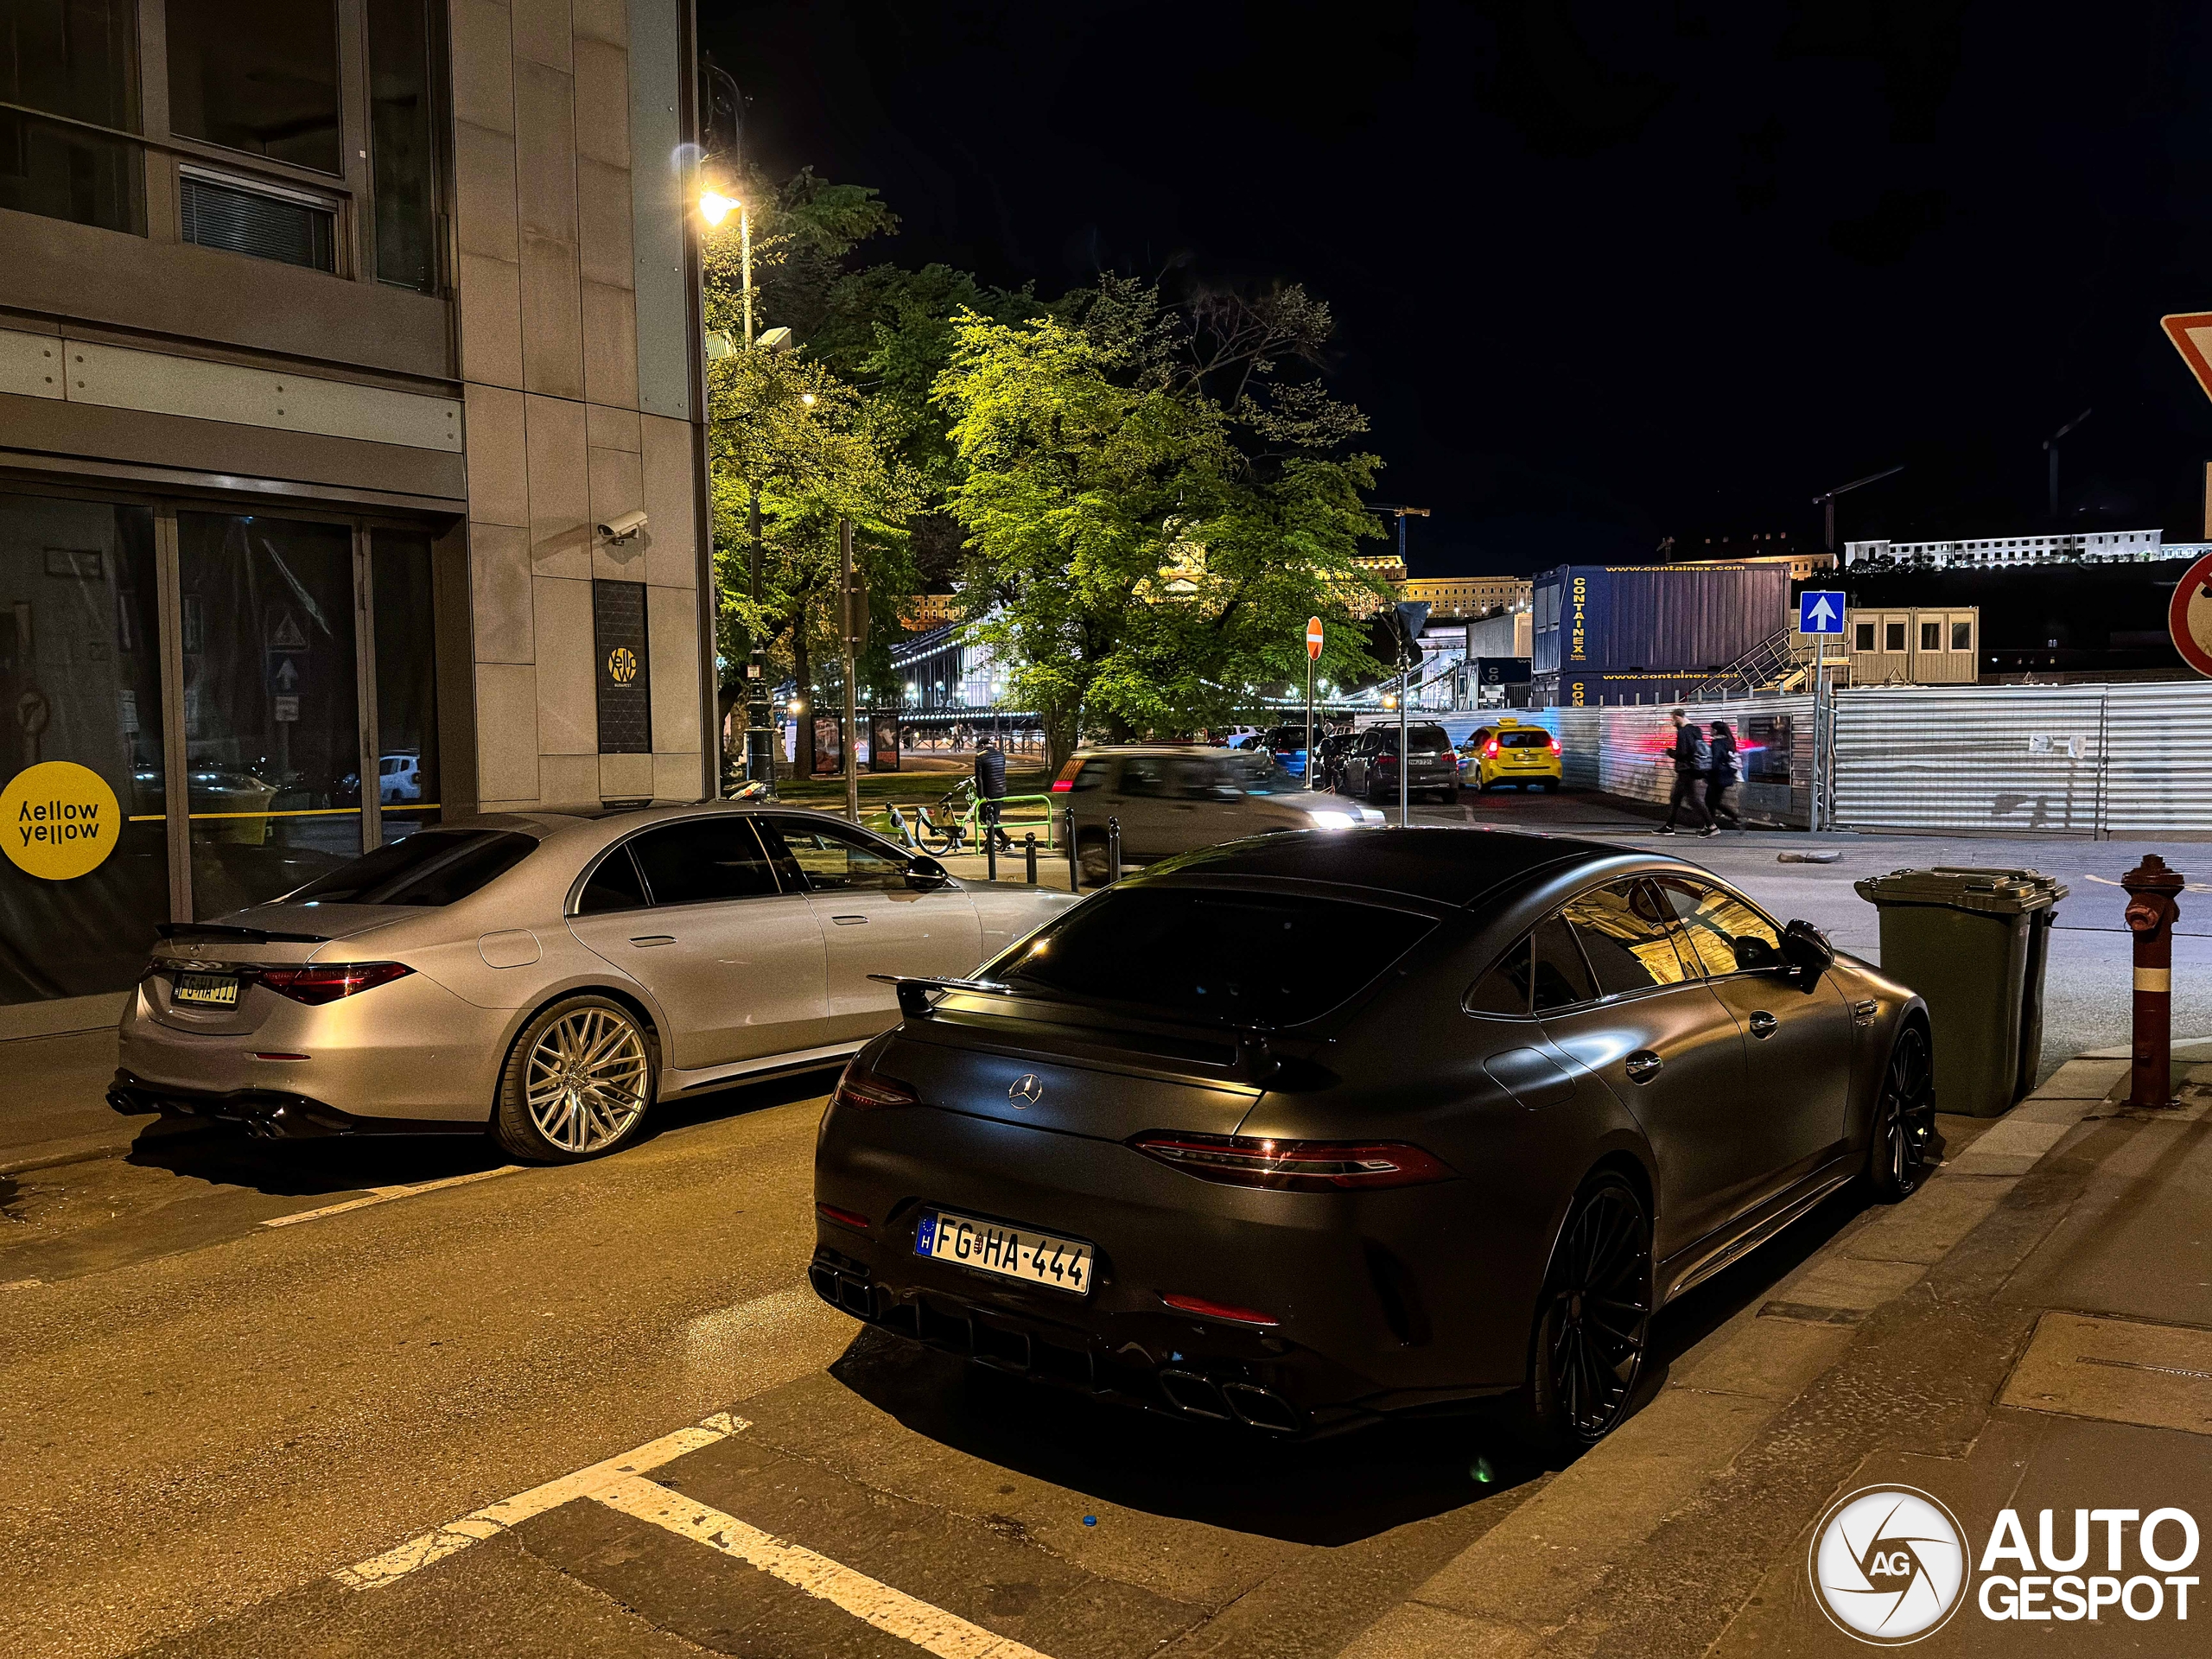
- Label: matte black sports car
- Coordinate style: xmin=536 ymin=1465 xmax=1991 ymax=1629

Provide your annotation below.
xmin=808 ymin=829 xmax=1933 ymax=1444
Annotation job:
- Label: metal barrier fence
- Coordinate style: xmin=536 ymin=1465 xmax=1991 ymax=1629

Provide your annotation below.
xmin=1534 ymin=697 xmax=1818 ymax=827
xmin=1829 ymin=681 xmax=2212 ymax=836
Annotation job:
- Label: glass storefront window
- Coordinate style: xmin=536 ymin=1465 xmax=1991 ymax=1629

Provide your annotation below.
xmin=0 ymin=495 xmax=166 ymax=1004
xmin=0 ymin=0 xmax=146 ymax=234
xmin=178 ymin=512 xmax=361 ymax=915
xmin=165 ymin=0 xmax=341 ymax=176
xmin=372 ymin=529 xmax=440 ymax=844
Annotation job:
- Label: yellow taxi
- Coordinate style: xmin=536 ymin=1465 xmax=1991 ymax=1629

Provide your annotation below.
xmin=1460 ymin=718 xmax=1562 ymax=791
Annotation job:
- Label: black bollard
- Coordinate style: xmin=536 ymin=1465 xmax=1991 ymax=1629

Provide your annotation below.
xmin=1024 ymin=832 xmax=1038 ymax=885
xmin=1108 ymin=816 xmax=1122 ymax=884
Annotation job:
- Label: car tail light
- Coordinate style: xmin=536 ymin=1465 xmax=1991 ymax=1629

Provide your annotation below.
xmin=258 ymin=963 xmax=412 ymax=1005
xmin=1161 ymin=1292 xmax=1279 ymax=1326
xmin=1484 ymin=740 xmax=1499 ymax=757
xmin=1128 ymin=1132 xmax=1452 ymax=1191
xmin=1548 ymin=738 xmax=1562 ymax=756
xmin=1048 ymin=757 xmax=1086 ymax=793
xmin=832 ymin=1056 xmax=918 ymax=1111
xmin=816 ymin=1202 xmax=871 ymax=1231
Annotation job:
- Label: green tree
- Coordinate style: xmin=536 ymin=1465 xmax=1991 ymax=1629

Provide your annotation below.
xmin=705 ymin=347 xmax=920 ymax=780
xmin=933 ymin=280 xmax=1387 ymax=765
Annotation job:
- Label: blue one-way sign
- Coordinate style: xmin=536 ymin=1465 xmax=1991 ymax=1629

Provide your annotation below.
xmin=1800 ymin=591 xmax=1846 ymax=634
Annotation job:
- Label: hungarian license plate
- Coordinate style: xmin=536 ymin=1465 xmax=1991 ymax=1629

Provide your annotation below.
xmin=172 ymin=973 xmax=240 ymax=1007
xmin=916 ymin=1209 xmax=1094 ymax=1296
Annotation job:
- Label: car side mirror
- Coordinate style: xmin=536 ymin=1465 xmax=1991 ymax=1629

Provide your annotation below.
xmin=1781 ymin=919 xmax=1834 ymax=980
xmin=906 ymin=855 xmax=950 ymax=889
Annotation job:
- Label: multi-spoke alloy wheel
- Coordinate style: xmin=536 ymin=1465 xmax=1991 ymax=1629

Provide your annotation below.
xmin=1870 ymin=1024 xmax=1934 ymax=1202
xmin=494 ymin=996 xmax=654 ymax=1162
xmin=1527 ymin=1174 xmax=1653 ymax=1447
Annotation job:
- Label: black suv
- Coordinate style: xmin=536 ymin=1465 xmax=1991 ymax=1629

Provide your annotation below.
xmin=1336 ymin=722 xmax=1459 ymax=803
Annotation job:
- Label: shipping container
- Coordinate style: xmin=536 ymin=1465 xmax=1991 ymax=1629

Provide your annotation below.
xmin=1533 ymin=563 xmax=1793 ymax=690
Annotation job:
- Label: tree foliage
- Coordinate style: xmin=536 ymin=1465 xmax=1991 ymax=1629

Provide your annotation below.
xmin=934 ymin=279 xmax=1388 ymax=761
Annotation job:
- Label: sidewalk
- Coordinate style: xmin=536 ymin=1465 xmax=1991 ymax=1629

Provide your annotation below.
xmin=0 ymin=1027 xmax=183 ymax=1177
xmin=1338 ymin=1049 xmax=2212 ymax=1658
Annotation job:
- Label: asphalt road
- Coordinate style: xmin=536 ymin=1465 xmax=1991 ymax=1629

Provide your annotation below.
xmin=6 ymin=1061 xmax=1914 ymax=1659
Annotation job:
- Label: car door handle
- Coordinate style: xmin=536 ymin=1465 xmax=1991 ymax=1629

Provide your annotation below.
xmin=1624 ymin=1050 xmax=1663 ymax=1083
xmin=1748 ymin=1010 xmax=1778 ymax=1039
xmin=830 ymin=914 xmax=868 ymax=925
xmin=628 ymin=935 xmax=676 ymax=947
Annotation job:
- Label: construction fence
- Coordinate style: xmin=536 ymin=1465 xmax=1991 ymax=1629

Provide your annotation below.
xmin=1526 ymin=681 xmax=2212 ymax=837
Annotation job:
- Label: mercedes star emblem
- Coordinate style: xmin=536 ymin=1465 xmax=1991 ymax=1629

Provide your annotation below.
xmin=1008 ymin=1073 xmax=1043 ymax=1106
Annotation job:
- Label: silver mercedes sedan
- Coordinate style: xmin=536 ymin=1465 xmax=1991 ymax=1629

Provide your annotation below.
xmin=110 ymin=804 xmax=1077 ymax=1162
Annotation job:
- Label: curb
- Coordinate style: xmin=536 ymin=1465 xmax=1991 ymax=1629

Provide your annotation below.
xmin=0 ymin=1120 xmax=223 ymax=1179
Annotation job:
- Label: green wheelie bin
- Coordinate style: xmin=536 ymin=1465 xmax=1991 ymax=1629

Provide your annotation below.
xmin=1852 ymin=868 xmax=2068 ymax=1117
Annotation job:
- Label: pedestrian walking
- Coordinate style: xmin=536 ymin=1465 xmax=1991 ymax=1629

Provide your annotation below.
xmin=974 ymin=737 xmax=1010 ymax=851
xmin=1707 ymin=719 xmax=1743 ymax=830
xmin=1659 ymin=707 xmax=1715 ymax=836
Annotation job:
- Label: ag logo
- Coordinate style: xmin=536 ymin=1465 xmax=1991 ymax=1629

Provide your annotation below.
xmin=606 ymin=646 xmax=639 ymax=684
xmin=1 ymin=760 xmax=122 ymax=881
xmin=1007 ymin=1073 xmax=1042 ymax=1107
xmin=1810 ymin=1486 xmax=1969 ymax=1644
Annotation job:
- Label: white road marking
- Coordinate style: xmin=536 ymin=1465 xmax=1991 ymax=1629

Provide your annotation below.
xmin=333 ymin=1412 xmax=749 ymax=1588
xmin=595 ymin=1473 xmax=1055 ymax=1659
xmin=263 ymin=1165 xmax=524 ymax=1229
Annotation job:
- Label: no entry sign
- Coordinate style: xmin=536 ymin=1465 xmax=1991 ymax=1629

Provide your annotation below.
xmin=1306 ymin=616 xmax=1324 ymax=660
xmin=2170 ymin=550 xmax=2212 ymax=677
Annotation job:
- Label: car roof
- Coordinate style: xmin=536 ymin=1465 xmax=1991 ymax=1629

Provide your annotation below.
xmin=441 ymin=800 xmax=885 ymax=843
xmin=1142 ymin=826 xmax=1627 ymax=906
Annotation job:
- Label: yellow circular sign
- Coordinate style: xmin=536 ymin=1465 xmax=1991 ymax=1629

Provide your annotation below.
xmin=607 ymin=646 xmax=638 ymax=684
xmin=1 ymin=761 xmax=123 ymax=881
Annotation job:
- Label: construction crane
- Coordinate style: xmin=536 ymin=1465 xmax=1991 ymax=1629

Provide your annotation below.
xmin=1813 ymin=465 xmax=1905 ymax=553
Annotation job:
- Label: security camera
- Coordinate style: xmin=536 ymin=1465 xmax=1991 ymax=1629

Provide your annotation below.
xmin=598 ymin=510 xmax=648 ymax=542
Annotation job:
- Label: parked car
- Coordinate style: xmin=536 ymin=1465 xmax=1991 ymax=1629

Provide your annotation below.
xmin=1461 ymin=719 xmax=1562 ymax=791
xmin=1049 ymin=747 xmax=1382 ymax=885
xmin=1336 ymin=721 xmax=1460 ymax=803
xmin=809 ymin=828 xmax=1933 ymax=1445
xmin=1259 ymin=724 xmax=1318 ymax=779
xmin=378 ymin=752 xmax=423 ymax=804
xmin=110 ymin=804 xmax=1077 ymax=1162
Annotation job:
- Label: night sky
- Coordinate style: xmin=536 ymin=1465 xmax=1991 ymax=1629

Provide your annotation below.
xmin=704 ymin=2 xmax=2212 ymax=577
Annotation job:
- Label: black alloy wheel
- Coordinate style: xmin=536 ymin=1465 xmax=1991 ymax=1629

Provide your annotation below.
xmin=1527 ymin=1174 xmax=1653 ymax=1447
xmin=1869 ymin=1024 xmax=1935 ymax=1202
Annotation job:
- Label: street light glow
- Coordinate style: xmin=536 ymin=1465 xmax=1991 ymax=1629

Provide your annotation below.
xmin=698 ymin=190 xmax=740 ymax=227
xmin=800 ymin=392 xmax=817 ymax=406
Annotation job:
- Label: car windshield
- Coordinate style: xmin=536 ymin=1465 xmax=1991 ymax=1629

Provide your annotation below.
xmin=993 ymin=887 xmax=1433 ymax=1027
xmin=283 ymin=830 xmax=537 ymax=906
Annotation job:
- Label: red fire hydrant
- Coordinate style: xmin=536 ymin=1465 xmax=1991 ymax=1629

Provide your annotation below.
xmin=2122 ymin=855 xmax=2183 ymax=1109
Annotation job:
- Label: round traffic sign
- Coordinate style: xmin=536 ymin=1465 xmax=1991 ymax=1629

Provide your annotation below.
xmin=2171 ymin=551 xmax=2212 ymax=677
xmin=1306 ymin=616 xmax=1324 ymax=660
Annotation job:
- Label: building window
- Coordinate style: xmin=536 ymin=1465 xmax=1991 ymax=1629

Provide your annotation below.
xmin=1853 ymin=621 xmax=1876 ymax=652
xmin=178 ymin=167 xmax=337 ymax=270
xmin=0 ymin=493 xmax=166 ymax=1005
xmin=1951 ymin=620 xmax=1971 ymax=652
xmin=1920 ymin=620 xmax=1941 ymax=652
xmin=366 ymin=0 xmax=438 ymax=292
xmin=177 ymin=512 xmax=361 ymax=916
xmin=1884 ymin=621 xmax=1906 ymax=652
xmin=166 ymin=0 xmax=341 ymax=175
xmin=0 ymin=0 xmax=144 ymax=234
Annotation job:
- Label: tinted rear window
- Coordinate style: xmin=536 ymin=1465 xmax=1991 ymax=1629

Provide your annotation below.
xmin=995 ymin=888 xmax=1433 ymax=1027
xmin=1408 ymin=725 xmax=1450 ymax=749
xmin=1499 ymin=730 xmax=1551 ymax=748
xmin=286 ymin=830 xmax=536 ymax=906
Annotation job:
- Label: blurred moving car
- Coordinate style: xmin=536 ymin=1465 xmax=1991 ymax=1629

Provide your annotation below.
xmin=111 ymin=804 xmax=1076 ymax=1162
xmin=1335 ymin=722 xmax=1460 ymax=803
xmin=1050 ymin=747 xmax=1381 ymax=885
xmin=1461 ymin=720 xmax=1562 ymax=791
xmin=810 ymin=828 xmax=1934 ymax=1445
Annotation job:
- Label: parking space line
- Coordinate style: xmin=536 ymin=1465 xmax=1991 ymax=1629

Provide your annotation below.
xmin=594 ymin=1473 xmax=1054 ymax=1659
xmin=332 ymin=1412 xmax=750 ymax=1589
xmin=263 ymin=1165 xmax=525 ymax=1230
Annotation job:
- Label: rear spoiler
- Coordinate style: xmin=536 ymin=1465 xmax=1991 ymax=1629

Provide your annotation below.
xmin=156 ymin=922 xmax=330 ymax=945
xmin=868 ymin=973 xmax=1014 ymax=1019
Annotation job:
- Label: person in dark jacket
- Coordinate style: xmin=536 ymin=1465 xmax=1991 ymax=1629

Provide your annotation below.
xmin=1659 ymin=708 xmax=1715 ymax=836
xmin=1707 ymin=719 xmax=1743 ymax=830
xmin=974 ymin=739 xmax=1010 ymax=850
